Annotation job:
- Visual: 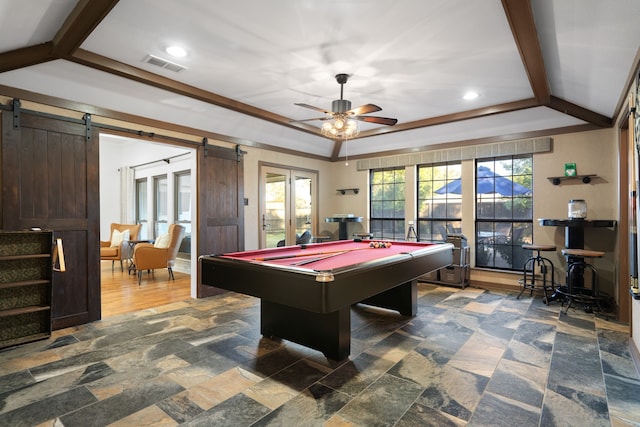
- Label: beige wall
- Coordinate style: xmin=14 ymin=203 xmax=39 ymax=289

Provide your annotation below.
xmin=243 ymin=128 xmax=620 ymax=296
xmin=532 ymin=128 xmax=618 ymax=295
xmin=2 ymin=92 xmax=628 ymax=326
xmin=242 ymin=147 xmax=333 ymax=250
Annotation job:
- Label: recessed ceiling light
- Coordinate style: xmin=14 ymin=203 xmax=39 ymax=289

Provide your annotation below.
xmin=463 ymin=91 xmax=479 ymax=100
xmin=166 ymin=46 xmax=187 ymax=58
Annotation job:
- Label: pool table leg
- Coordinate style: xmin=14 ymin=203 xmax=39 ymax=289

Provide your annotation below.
xmin=359 ymin=280 xmax=417 ymax=316
xmin=260 ymin=301 xmax=351 ymax=361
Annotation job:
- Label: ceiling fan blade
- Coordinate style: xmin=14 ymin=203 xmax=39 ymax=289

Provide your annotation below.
xmin=290 ymin=117 xmax=330 ymax=123
xmin=294 ymin=103 xmax=332 ymax=115
xmin=356 ymin=116 xmax=398 ymax=126
xmin=347 ymin=103 xmax=382 ymax=116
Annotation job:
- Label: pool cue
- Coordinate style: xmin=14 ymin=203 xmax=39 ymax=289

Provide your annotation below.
xmin=290 ymin=250 xmax=347 ymax=266
xmin=254 ymin=245 xmax=385 ymax=262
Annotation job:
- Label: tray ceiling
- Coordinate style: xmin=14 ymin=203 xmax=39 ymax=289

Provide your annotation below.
xmin=0 ymin=0 xmax=638 ymax=161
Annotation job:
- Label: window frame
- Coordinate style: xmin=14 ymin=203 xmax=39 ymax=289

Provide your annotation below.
xmin=416 ymin=161 xmax=462 ymax=242
xmin=369 ymin=167 xmax=406 ymax=240
xmin=153 ymin=174 xmax=168 ymax=238
xmin=135 ymin=178 xmax=148 ymax=239
xmin=474 ymin=155 xmax=533 ymax=271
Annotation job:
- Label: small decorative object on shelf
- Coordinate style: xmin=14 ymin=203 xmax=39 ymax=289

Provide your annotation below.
xmin=548 ymin=174 xmax=597 ymax=185
xmin=336 ymin=188 xmax=359 ymax=195
xmin=564 ymin=162 xmax=577 ymax=176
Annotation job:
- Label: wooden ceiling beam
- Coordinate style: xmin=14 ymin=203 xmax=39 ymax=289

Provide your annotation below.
xmin=0 ymin=43 xmax=56 ymax=73
xmin=68 ymin=49 xmax=323 ymax=136
xmin=0 ymin=0 xmax=119 ymax=74
xmin=549 ymin=96 xmax=612 ymax=127
xmin=51 ymin=0 xmax=120 ymax=57
xmin=355 ymin=98 xmax=539 ymax=139
xmin=501 ymin=0 xmax=551 ymax=105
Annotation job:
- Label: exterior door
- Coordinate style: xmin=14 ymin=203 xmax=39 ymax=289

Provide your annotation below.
xmin=259 ymin=165 xmax=317 ymax=248
xmin=1 ymin=109 xmax=100 ymax=329
xmin=197 ymin=144 xmax=244 ymax=297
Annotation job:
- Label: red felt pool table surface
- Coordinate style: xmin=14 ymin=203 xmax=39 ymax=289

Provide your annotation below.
xmin=220 ymin=240 xmax=438 ymax=271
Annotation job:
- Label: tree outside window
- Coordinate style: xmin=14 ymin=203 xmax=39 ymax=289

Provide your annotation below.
xmin=417 ymin=162 xmax=462 ymax=242
xmin=475 ymin=156 xmax=533 ymax=270
xmin=370 ymin=167 xmax=405 ymax=240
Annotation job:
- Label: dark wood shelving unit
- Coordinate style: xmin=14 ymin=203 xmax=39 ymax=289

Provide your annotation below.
xmin=0 ymin=231 xmax=54 ymax=349
xmin=547 ymin=174 xmax=597 ymax=185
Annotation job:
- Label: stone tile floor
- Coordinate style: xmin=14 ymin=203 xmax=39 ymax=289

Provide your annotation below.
xmin=1 ymin=283 xmax=639 ymax=426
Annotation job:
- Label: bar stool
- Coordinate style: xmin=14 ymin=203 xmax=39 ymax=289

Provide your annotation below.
xmin=518 ymin=244 xmax=557 ymax=304
xmin=559 ymin=248 xmax=605 ymax=314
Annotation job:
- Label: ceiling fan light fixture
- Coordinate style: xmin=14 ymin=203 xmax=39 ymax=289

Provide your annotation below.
xmin=321 ymin=114 xmax=360 ymax=138
xmin=296 ymin=73 xmax=393 ymax=139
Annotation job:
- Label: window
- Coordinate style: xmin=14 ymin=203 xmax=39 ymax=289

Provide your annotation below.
xmin=475 ymin=156 xmax=533 ymax=270
xmin=154 ymin=175 xmax=168 ymax=238
xmin=417 ymin=162 xmax=462 ymax=242
xmin=175 ymin=171 xmax=191 ymax=258
xmin=370 ymin=167 xmax=405 ymax=240
xmin=135 ymin=178 xmax=148 ymax=239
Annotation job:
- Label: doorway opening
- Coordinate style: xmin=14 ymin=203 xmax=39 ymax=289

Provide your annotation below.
xmin=99 ymin=133 xmax=197 ymax=317
xmin=259 ymin=165 xmax=318 ymax=248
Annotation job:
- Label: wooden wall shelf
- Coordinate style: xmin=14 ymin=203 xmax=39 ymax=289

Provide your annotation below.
xmin=547 ymin=174 xmax=597 ymax=185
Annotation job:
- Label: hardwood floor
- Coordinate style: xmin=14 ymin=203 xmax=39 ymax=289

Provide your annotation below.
xmin=100 ymin=260 xmax=192 ymax=318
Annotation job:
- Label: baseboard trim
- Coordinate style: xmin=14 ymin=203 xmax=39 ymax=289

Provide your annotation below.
xmin=469 ymin=280 xmax=520 ymax=293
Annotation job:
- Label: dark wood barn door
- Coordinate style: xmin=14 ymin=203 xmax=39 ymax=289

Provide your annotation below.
xmin=1 ymin=109 xmax=100 ymax=329
xmin=197 ymin=144 xmax=244 ymax=297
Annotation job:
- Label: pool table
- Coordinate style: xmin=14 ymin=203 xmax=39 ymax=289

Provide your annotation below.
xmin=199 ymin=239 xmax=453 ymax=360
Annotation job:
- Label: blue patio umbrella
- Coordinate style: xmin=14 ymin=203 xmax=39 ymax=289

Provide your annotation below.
xmin=435 ymin=166 xmax=531 ymax=196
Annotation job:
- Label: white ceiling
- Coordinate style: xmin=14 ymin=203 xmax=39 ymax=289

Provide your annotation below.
xmin=0 ymin=0 xmax=638 ymax=161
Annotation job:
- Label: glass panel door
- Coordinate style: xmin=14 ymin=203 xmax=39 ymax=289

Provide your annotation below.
xmin=260 ymin=166 xmax=317 ymax=248
xmin=263 ymin=169 xmax=288 ymax=248
xmin=293 ymin=173 xmax=314 ymax=244
xmin=135 ymin=178 xmax=148 ymax=239
xmin=175 ymin=171 xmax=191 ymax=258
xmin=154 ymin=175 xmax=168 ymax=238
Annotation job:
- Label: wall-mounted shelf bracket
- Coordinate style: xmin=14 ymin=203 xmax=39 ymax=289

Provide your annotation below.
xmin=337 ymin=188 xmax=359 ymax=195
xmin=548 ymin=174 xmax=597 ymax=185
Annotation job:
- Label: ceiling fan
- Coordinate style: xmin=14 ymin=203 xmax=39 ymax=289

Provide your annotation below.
xmin=294 ymin=74 xmax=398 ymax=138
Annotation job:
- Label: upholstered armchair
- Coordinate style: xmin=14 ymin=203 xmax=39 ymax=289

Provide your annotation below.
xmin=100 ymin=223 xmax=142 ymax=271
xmin=132 ymin=224 xmax=186 ymax=285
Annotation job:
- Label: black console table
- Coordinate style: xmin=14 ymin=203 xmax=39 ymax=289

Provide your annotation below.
xmin=539 ymin=218 xmax=616 ymax=312
xmin=538 ymin=218 xmax=616 ymax=249
xmin=325 ymin=216 xmax=363 ymax=240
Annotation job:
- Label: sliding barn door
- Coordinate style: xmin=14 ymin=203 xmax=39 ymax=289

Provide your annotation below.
xmin=197 ymin=144 xmax=244 ymax=297
xmin=1 ymin=109 xmax=100 ymax=328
